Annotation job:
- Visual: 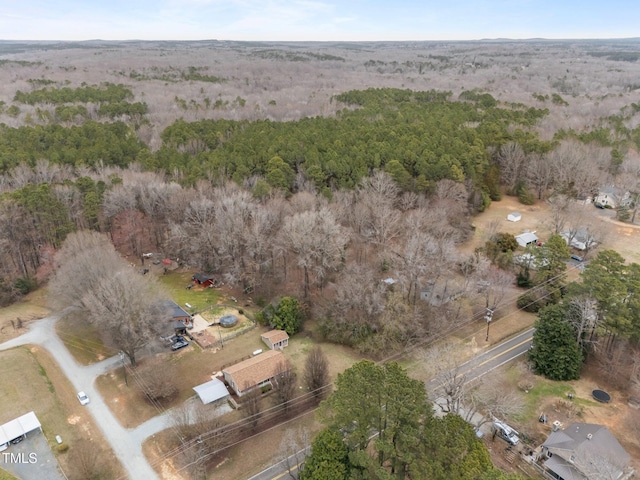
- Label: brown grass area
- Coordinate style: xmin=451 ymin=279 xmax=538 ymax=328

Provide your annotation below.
xmin=0 ymin=289 xmax=51 ymax=343
xmin=96 ymin=326 xmax=268 ymax=428
xmin=143 ymin=407 xmax=323 ymax=480
xmin=0 ymin=346 xmax=124 ymax=479
xmin=56 ymin=312 xmax=115 ymax=365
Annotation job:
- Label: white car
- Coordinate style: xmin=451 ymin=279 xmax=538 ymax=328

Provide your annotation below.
xmin=77 ymin=391 xmax=90 ymax=406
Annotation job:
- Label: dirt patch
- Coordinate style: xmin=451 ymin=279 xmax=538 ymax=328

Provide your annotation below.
xmin=0 ymin=297 xmax=50 ymax=343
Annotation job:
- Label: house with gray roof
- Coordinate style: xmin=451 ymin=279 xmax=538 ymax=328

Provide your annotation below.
xmin=515 ymin=231 xmax=539 ymax=248
xmin=541 ymin=423 xmax=633 ymax=480
xmin=594 ymin=186 xmax=630 ymax=209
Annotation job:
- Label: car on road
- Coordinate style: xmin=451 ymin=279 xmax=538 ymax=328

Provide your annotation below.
xmin=77 ymin=391 xmax=90 ymax=405
xmin=570 ymin=254 xmax=584 ymax=262
xmin=171 ymin=338 xmax=190 ymax=351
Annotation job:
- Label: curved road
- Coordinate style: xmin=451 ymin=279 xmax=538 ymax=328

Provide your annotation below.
xmin=0 ymin=313 xmax=173 ymax=480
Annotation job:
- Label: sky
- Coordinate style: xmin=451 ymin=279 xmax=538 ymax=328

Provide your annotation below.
xmin=1 ymin=0 xmax=638 ymax=42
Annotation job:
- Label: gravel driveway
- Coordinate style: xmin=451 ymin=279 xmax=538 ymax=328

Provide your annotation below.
xmin=0 ymin=314 xmax=161 ymax=480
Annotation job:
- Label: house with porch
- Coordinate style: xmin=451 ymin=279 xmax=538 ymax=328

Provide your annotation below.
xmin=261 ymin=330 xmax=289 ymax=350
xmin=541 ymin=423 xmax=633 ymax=480
xmin=222 ymin=350 xmax=286 ymax=397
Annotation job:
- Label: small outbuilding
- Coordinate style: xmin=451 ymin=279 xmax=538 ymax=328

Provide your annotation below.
xmin=261 ymin=330 xmax=289 ymax=350
xmin=193 ymin=378 xmax=230 ymax=405
xmin=515 ymin=231 xmax=538 ymax=248
xmin=192 ymin=273 xmax=216 ymax=287
xmin=507 ymin=212 xmax=522 ymax=222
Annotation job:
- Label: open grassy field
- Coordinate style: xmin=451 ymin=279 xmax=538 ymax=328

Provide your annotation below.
xmin=0 ymin=346 xmax=124 ymax=479
xmin=158 ymin=271 xmax=223 ymax=314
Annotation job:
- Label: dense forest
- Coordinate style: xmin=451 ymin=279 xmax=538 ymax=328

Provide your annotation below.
xmin=0 ymin=40 xmax=639 ymax=352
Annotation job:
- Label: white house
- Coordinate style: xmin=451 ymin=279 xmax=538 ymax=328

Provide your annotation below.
xmin=594 ymin=186 xmax=630 ymax=209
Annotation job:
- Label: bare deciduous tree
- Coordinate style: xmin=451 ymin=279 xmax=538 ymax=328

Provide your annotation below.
xmin=242 ymin=384 xmax=263 ymax=431
xmin=48 ymin=231 xmax=168 ymax=366
xmin=280 ymin=206 xmax=348 ymax=298
xmin=273 ymin=360 xmax=297 ymax=414
xmin=137 ymin=357 xmax=178 ymax=404
xmin=304 ymin=345 xmax=330 ymax=401
xmin=496 ymin=142 xmax=526 ymax=190
xmin=276 ymin=427 xmax=310 ymax=479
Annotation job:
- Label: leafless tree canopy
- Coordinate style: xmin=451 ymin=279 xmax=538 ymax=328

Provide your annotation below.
xmin=304 ymin=345 xmax=330 ymax=401
xmin=48 ymin=231 xmax=168 ymax=366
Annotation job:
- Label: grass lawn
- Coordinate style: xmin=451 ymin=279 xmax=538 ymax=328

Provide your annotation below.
xmin=56 ymin=313 xmax=115 ymax=366
xmin=0 ymin=346 xmax=124 ymax=479
xmin=97 ymin=327 xmax=268 ymax=428
xmin=0 ymin=470 xmax=18 ymax=480
xmin=158 ymin=271 xmax=223 ymax=313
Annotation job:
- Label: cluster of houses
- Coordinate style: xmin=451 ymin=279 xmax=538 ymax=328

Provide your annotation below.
xmin=191 ymin=329 xmax=290 ymax=406
xmin=169 ymin=271 xmax=636 ymax=480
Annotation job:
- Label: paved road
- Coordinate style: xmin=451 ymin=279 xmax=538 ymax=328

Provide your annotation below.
xmin=248 ymin=328 xmax=535 ymax=480
xmin=426 ymin=327 xmax=534 ymax=391
xmin=247 ymin=446 xmax=310 ymax=480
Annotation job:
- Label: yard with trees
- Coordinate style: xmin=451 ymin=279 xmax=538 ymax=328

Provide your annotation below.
xmin=1 ymin=39 xmax=640 ymax=479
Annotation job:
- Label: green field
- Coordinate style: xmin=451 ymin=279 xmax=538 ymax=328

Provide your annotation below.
xmin=158 ymin=271 xmax=223 ymax=313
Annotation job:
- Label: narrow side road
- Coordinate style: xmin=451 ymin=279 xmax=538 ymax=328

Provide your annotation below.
xmin=0 ymin=314 xmax=160 ymax=480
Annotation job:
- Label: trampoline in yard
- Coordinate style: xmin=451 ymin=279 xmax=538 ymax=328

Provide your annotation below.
xmin=592 ymin=389 xmax=611 ymax=403
xmin=219 ymin=314 xmax=238 ymax=328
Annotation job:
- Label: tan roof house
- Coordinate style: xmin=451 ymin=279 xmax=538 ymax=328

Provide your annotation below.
xmin=261 ymin=330 xmax=289 ymax=350
xmin=222 ymin=350 xmax=285 ymax=396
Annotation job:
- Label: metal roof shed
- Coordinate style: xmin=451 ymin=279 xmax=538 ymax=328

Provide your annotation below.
xmin=193 ymin=378 xmax=230 ymax=405
xmin=515 ymin=232 xmax=538 ymax=248
xmin=0 ymin=411 xmax=42 ymax=445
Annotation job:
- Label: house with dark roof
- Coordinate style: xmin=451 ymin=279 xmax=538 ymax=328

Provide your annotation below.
xmin=192 ymin=273 xmax=217 ymax=287
xmin=162 ymin=299 xmax=192 ymax=331
xmin=222 ymin=350 xmax=286 ymax=396
xmin=541 ymin=423 xmax=633 ymax=480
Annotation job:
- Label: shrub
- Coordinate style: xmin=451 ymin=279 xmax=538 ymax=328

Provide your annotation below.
xmin=57 ymin=442 xmax=69 ymax=453
xmin=517 ymin=291 xmax=546 ymax=312
xmin=14 ymin=276 xmax=37 ymax=295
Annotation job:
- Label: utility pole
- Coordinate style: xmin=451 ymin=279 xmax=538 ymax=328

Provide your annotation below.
xmin=119 ymin=351 xmax=128 ymax=387
xmin=485 ymin=308 xmax=494 ymax=342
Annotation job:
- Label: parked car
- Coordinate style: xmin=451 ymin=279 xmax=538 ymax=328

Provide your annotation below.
xmin=161 ymin=334 xmax=184 ymax=345
xmin=171 ymin=339 xmax=189 ymax=351
xmin=570 ymin=254 xmax=584 ymax=262
xmin=493 ymin=420 xmax=519 ymax=445
xmin=77 ymin=391 xmax=90 ymax=406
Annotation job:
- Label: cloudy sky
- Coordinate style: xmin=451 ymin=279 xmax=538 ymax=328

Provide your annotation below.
xmin=1 ymin=0 xmax=638 ymax=41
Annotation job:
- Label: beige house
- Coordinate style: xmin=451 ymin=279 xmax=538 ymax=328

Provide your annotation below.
xmin=222 ymin=350 xmax=285 ymax=396
xmin=261 ymin=330 xmax=289 ymax=350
